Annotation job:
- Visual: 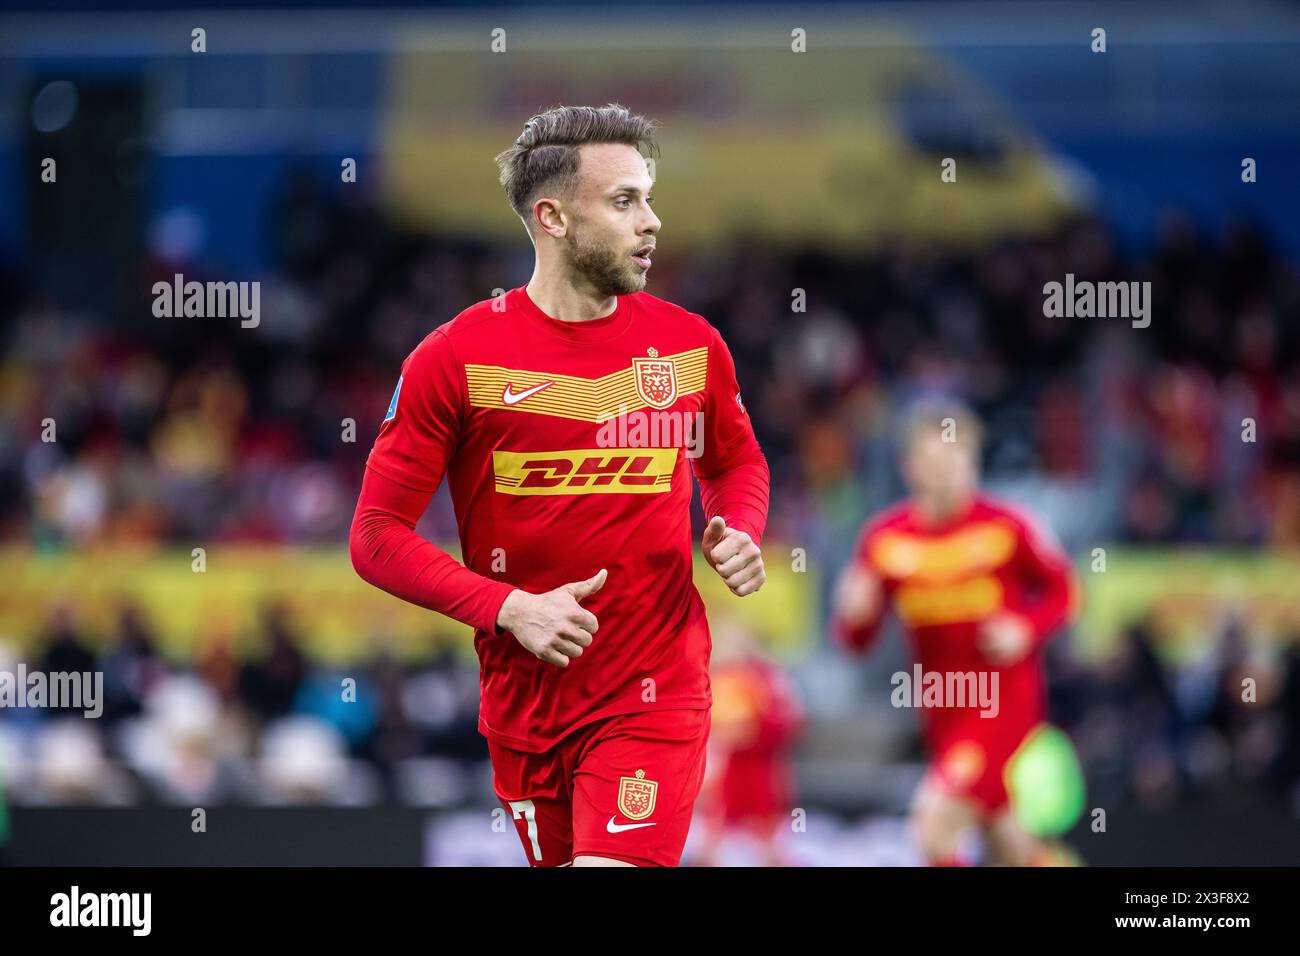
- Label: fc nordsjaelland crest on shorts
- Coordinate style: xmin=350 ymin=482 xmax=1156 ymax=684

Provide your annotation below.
xmin=617 ymin=769 xmax=658 ymax=820
xmin=633 ymin=347 xmax=678 ymax=409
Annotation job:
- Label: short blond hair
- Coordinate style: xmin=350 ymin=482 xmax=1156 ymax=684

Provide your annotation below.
xmin=899 ymin=400 xmax=984 ymax=453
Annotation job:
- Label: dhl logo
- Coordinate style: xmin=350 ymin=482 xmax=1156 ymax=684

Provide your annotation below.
xmin=492 ymin=448 xmax=677 ymax=496
xmin=895 ymin=575 xmax=1005 ymax=627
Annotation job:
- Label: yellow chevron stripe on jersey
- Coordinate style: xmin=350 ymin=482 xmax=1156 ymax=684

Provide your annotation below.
xmin=869 ymin=522 xmax=1019 ymax=584
xmin=466 ymin=346 xmax=708 ymax=422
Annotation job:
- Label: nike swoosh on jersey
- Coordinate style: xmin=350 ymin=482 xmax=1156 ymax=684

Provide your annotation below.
xmin=502 ymin=381 xmax=555 ymax=405
xmin=606 ymin=816 xmax=657 ymax=833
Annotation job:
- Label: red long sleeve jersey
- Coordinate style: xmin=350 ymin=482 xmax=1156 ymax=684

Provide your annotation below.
xmin=833 ymin=494 xmax=1076 ymax=746
xmin=353 ymin=286 xmax=769 ymax=752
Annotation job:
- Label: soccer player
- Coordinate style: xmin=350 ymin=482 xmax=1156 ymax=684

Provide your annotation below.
xmin=830 ymin=404 xmax=1077 ymax=866
xmin=350 ymin=104 xmax=770 ymax=867
xmin=695 ymin=617 xmax=804 ymax=867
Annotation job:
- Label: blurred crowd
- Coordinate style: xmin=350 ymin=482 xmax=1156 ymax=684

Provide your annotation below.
xmin=0 ymin=600 xmax=488 ymax=807
xmin=1048 ymin=613 xmax=1300 ymax=814
xmin=3 ymin=595 xmax=1300 ymax=813
xmin=1 ymin=173 xmax=1298 ymax=551
xmin=3 ymin=171 xmax=1300 ymax=814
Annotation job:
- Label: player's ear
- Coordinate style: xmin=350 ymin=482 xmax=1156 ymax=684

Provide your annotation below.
xmin=533 ymin=197 xmax=567 ymax=238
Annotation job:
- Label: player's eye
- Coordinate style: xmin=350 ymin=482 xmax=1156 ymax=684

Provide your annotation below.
xmin=615 ymin=198 xmax=631 ymax=209
xmin=646 ymin=196 xmax=655 ymax=206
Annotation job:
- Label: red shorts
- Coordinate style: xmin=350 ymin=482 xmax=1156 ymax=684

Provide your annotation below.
xmin=924 ymin=722 xmax=1035 ymax=818
xmin=490 ymin=708 xmax=710 ymax=867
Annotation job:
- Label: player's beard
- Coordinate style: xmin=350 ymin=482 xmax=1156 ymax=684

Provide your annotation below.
xmin=564 ymin=222 xmax=645 ymax=297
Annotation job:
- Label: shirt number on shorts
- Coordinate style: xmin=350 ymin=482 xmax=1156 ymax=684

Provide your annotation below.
xmin=509 ymin=799 xmax=543 ymax=862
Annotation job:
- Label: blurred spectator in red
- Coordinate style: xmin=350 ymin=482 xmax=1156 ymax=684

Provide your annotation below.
xmin=696 ymin=618 xmax=805 ymax=866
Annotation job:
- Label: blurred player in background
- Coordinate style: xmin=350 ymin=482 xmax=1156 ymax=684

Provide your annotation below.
xmin=831 ymin=404 xmax=1079 ymax=866
xmin=350 ymin=104 xmax=770 ymax=867
xmin=695 ymin=617 xmax=804 ymax=866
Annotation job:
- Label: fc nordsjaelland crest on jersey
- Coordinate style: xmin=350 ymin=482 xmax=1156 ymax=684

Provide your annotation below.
xmin=617 ymin=769 xmax=658 ymax=820
xmin=633 ymin=348 xmax=677 ymax=409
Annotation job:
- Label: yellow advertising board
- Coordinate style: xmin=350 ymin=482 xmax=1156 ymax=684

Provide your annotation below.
xmin=1074 ymin=550 xmax=1300 ymax=664
xmin=380 ymin=29 xmax=1074 ymax=247
xmin=0 ymin=544 xmax=814 ymax=665
xmin=6 ymin=545 xmax=1289 ymax=669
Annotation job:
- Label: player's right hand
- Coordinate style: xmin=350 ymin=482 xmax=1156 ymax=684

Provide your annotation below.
xmin=495 ymin=568 xmax=606 ymax=668
xmin=832 ymin=563 xmax=883 ymax=626
xmin=977 ymin=611 xmax=1034 ymax=665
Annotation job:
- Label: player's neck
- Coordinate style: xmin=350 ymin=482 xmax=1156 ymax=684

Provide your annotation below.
xmin=525 ymin=272 xmax=619 ymax=325
xmin=914 ymin=493 xmax=976 ymax=528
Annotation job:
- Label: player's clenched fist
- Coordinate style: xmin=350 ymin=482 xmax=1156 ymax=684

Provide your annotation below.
xmin=977 ymin=611 xmax=1034 ymax=665
xmin=702 ymin=516 xmax=765 ymax=596
xmin=496 ymin=568 xmax=606 ymax=667
xmin=832 ymin=562 xmax=884 ymax=627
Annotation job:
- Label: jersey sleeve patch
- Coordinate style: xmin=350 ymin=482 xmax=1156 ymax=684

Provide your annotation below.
xmin=383 ymin=375 xmax=403 ymax=423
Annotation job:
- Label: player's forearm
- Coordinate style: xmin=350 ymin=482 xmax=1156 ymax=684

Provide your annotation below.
xmin=830 ymin=607 xmax=887 ymax=655
xmin=830 ymin=556 xmax=888 ymax=654
xmin=696 ymin=446 xmax=770 ymax=546
xmin=752 ymin=701 xmax=804 ymax=749
xmin=1020 ymin=562 xmax=1078 ymax=646
xmin=349 ymin=467 xmax=515 ymax=634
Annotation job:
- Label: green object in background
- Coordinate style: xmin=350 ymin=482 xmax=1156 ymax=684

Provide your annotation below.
xmin=1004 ymin=723 xmax=1086 ymax=837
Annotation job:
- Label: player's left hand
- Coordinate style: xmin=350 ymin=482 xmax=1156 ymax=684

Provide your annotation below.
xmin=978 ymin=612 xmax=1034 ymax=665
xmin=702 ymin=516 xmax=765 ymax=596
